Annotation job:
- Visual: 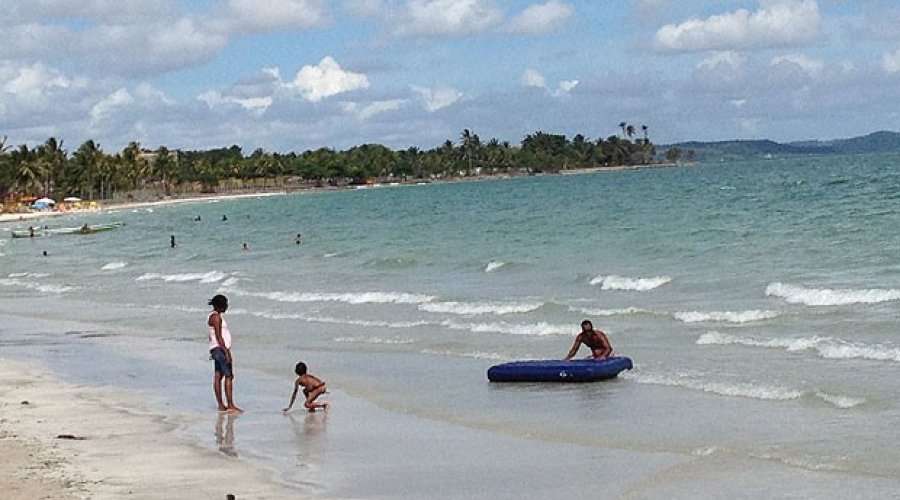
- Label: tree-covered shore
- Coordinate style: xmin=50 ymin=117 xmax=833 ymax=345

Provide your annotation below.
xmin=0 ymin=125 xmax=664 ymax=207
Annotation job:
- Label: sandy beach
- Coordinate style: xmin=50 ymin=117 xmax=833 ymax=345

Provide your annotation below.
xmin=0 ymin=359 xmax=296 ymax=499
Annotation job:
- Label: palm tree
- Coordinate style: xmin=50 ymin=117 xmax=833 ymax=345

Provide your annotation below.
xmin=618 ymin=122 xmax=627 ymax=138
xmin=460 ymin=129 xmax=481 ymax=176
xmin=37 ymin=137 xmax=66 ymax=198
xmin=625 ymin=124 xmax=635 ymax=140
xmin=72 ymin=140 xmax=104 ymax=199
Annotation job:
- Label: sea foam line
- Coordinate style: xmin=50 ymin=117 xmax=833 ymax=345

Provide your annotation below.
xmin=419 ymin=300 xmax=543 ymax=316
xmin=420 ymin=349 xmax=511 ymax=361
xmin=101 ymin=262 xmax=128 ymax=270
xmin=697 ymin=331 xmax=900 ymax=363
xmin=766 ymin=282 xmax=900 ymax=306
xmin=136 ymin=271 xmax=228 ymax=284
xmin=568 ymin=306 xmax=649 ymax=317
xmin=674 ymin=310 xmax=778 ymax=324
xmin=625 ymin=372 xmax=863 ymax=409
xmin=0 ymin=278 xmax=75 ymax=294
xmin=227 ymin=287 xmax=435 ymax=305
xmin=484 ymin=261 xmax=506 ymax=272
xmin=590 ymin=274 xmax=672 ymax=291
xmin=441 ymin=319 xmax=572 ymax=336
xmin=334 ymin=336 xmax=416 ymax=345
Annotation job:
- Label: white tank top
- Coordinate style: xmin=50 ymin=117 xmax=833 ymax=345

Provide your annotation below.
xmin=208 ymin=313 xmax=232 ymax=350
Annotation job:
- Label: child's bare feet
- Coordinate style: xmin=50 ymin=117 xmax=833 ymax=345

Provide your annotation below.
xmin=226 ymin=406 xmax=244 ymax=414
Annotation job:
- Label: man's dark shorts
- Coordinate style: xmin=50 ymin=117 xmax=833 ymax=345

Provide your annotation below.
xmin=210 ymin=347 xmax=233 ymax=377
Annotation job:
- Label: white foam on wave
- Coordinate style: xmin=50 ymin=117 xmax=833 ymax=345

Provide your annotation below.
xmin=219 ymin=277 xmax=240 ymax=288
xmin=590 ymin=274 xmax=672 ymax=291
xmin=334 ymin=336 xmax=415 ymax=345
xmin=441 ymin=319 xmax=571 ymax=336
xmin=697 ymin=331 xmax=900 ymax=363
xmin=136 ymin=271 xmax=228 ymax=284
xmin=484 ymin=261 xmax=506 ymax=272
xmin=0 ymin=278 xmax=75 ymax=294
xmin=420 ymin=348 xmax=510 ymax=361
xmin=8 ymin=272 xmax=50 ymax=278
xmin=144 ymin=303 xmax=209 ymax=314
xmin=419 ymin=300 xmax=543 ymax=316
xmin=229 ymin=287 xmax=435 ymax=305
xmin=247 ymin=310 xmax=431 ymax=329
xmin=568 ymin=306 xmax=648 ymax=317
xmin=674 ymin=310 xmax=778 ymax=324
xmin=629 ymin=371 xmax=802 ymax=400
xmin=626 ymin=372 xmax=861 ymax=409
xmin=766 ymin=282 xmax=900 ymax=306
xmin=101 ymin=262 xmax=128 ymax=270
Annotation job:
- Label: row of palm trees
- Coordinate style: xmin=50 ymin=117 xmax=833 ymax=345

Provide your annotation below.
xmin=0 ymin=125 xmax=662 ymax=202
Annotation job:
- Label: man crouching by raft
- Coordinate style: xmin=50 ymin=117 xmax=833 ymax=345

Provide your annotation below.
xmin=564 ymin=320 xmax=613 ymax=360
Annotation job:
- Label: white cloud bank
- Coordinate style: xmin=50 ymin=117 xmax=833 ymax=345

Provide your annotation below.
xmin=883 ymin=48 xmax=900 ymax=74
xmin=520 ymin=68 xmax=578 ymax=96
xmin=286 ymin=57 xmax=370 ymax=102
xmin=411 ymin=85 xmax=463 ymax=111
xmin=506 ymin=0 xmax=574 ymax=34
xmin=213 ymin=0 xmax=328 ymax=34
xmin=393 ymin=0 xmax=503 ymax=37
xmin=653 ymin=0 xmax=822 ymax=53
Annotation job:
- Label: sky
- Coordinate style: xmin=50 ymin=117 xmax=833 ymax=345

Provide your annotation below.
xmin=2 ymin=0 xmax=900 ymax=153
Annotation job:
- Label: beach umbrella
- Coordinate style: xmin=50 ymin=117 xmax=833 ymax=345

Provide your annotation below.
xmin=35 ymin=197 xmax=56 ymax=204
xmin=63 ymin=196 xmax=81 ymax=202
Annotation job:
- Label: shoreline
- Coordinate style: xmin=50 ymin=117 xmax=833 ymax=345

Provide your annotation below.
xmin=0 ymin=161 xmax=684 ymax=224
xmin=0 ymin=357 xmax=299 ymax=499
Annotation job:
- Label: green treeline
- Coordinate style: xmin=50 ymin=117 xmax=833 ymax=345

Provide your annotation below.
xmin=0 ymin=125 xmax=667 ymax=201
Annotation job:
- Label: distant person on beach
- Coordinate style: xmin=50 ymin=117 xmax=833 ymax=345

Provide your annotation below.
xmin=195 ymin=215 xmax=201 ymax=221
xmin=42 ymin=250 xmax=48 ymax=257
xmin=28 ymin=226 xmax=35 ymax=237
xmin=283 ymin=361 xmax=329 ymax=413
xmin=241 ymin=242 xmax=249 ymax=251
xmin=294 ymin=233 xmax=302 ymax=245
xmin=170 ymin=235 xmax=176 ymax=248
xmin=222 ymin=215 xmax=228 ymax=221
xmin=564 ymin=320 xmax=613 ymax=360
xmin=208 ymin=294 xmax=242 ymax=414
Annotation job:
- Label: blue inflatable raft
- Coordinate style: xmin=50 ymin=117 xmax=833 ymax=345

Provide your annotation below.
xmin=487 ymin=356 xmax=633 ymax=383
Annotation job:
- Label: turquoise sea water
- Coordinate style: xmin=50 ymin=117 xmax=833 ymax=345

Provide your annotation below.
xmin=3 ymin=154 xmax=900 ymax=497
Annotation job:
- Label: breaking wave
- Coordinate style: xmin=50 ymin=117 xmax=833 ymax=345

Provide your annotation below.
xmin=765 ymin=282 xmax=900 ymax=306
xmin=698 ymin=331 xmax=900 ymax=363
xmin=674 ymin=310 xmax=778 ymax=324
xmin=419 ymin=300 xmax=543 ymax=316
xmin=590 ymin=275 xmax=672 ymax=291
xmin=136 ymin=271 xmax=228 ymax=284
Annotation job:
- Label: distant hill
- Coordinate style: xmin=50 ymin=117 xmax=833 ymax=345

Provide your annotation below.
xmin=661 ymin=131 xmax=900 ymax=161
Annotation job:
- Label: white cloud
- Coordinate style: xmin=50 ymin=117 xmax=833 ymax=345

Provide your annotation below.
xmin=197 ymin=90 xmax=273 ymax=114
xmin=394 ymin=0 xmax=503 ymax=37
xmin=883 ymin=48 xmax=900 ymax=74
xmin=215 ymin=0 xmax=328 ymax=34
xmin=90 ymin=88 xmax=134 ymax=122
xmin=342 ymin=0 xmax=382 ymax=18
xmin=411 ymin=85 xmax=463 ymax=111
xmin=521 ymin=68 xmax=547 ymax=88
xmin=653 ymin=0 xmax=822 ymax=53
xmin=697 ymin=51 xmax=745 ymax=71
xmin=506 ymin=0 xmax=574 ymax=35
xmin=2 ymin=63 xmax=84 ymax=103
xmin=556 ymin=79 xmax=578 ymax=93
xmin=286 ymin=57 xmax=370 ymax=102
xmin=521 ymin=69 xmax=577 ymax=96
xmin=771 ymin=54 xmax=824 ymax=77
xmin=356 ymin=99 xmax=406 ymax=121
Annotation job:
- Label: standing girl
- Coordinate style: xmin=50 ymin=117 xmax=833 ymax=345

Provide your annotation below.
xmin=208 ymin=294 xmax=242 ymax=413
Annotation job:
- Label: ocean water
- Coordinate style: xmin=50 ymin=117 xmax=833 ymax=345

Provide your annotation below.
xmin=3 ymin=153 xmax=900 ymax=497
